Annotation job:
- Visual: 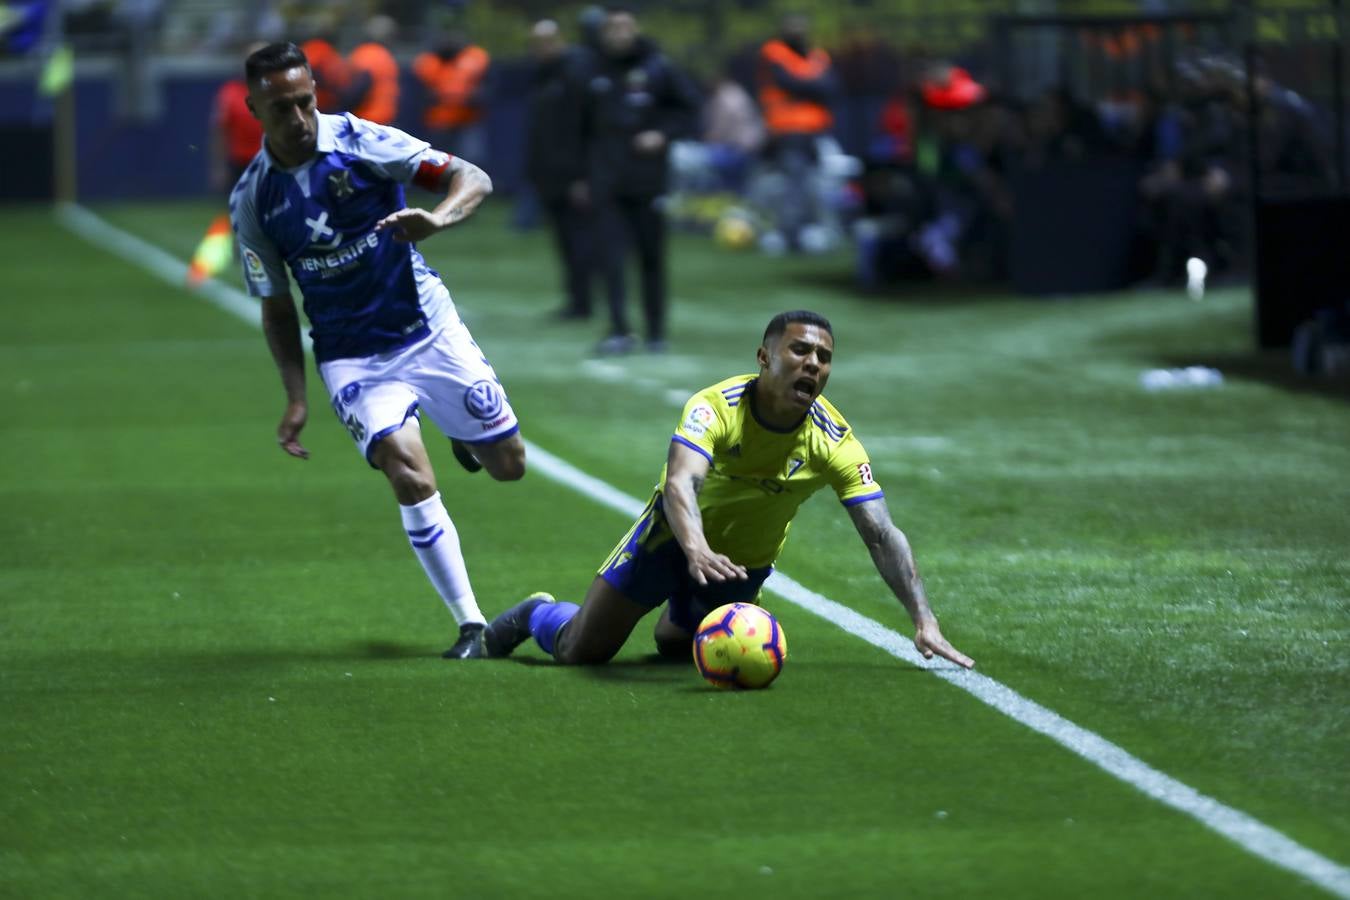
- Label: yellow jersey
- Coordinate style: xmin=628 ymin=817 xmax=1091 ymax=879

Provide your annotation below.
xmin=661 ymin=374 xmax=883 ymax=568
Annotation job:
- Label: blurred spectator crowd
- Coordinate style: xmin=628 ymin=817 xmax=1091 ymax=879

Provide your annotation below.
xmin=7 ymin=2 xmax=1347 ymax=297
xmin=847 ymin=50 xmax=1340 ymax=289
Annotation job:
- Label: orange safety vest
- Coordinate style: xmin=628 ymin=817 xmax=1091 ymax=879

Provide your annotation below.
xmin=412 ymin=45 xmax=490 ymax=129
xmin=348 ymin=42 xmax=399 ymax=125
xmin=300 ymin=38 xmax=347 ymax=113
xmin=757 ymin=39 xmax=833 ymax=135
xmin=214 ymin=80 xmax=264 ymax=168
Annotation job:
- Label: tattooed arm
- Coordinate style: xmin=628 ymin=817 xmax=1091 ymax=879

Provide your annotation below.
xmin=376 ymin=156 xmax=493 ymax=241
xmin=847 ymin=497 xmax=974 ymax=668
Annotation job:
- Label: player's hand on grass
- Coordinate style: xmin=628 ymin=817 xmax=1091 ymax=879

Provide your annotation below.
xmin=277 ymin=401 xmax=309 ymax=459
xmin=687 ymin=548 xmax=747 ymax=587
xmin=375 ymin=208 xmax=443 ymax=243
xmin=915 ymin=618 xmax=973 ymax=669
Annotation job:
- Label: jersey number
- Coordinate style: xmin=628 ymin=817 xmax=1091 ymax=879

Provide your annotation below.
xmin=858 ymin=463 xmax=873 ymax=484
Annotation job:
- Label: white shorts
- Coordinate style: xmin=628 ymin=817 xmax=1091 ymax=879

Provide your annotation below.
xmin=319 ymin=318 xmax=519 ymax=466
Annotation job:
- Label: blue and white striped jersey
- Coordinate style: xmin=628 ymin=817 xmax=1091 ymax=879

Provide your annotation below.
xmin=229 ymin=112 xmax=457 ymax=363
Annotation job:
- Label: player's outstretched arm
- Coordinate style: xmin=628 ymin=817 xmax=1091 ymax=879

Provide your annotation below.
xmin=260 ymin=292 xmax=309 ymax=460
xmin=376 ymin=157 xmax=493 ymax=243
xmin=846 ymin=498 xmax=973 ymax=669
xmin=664 ymin=442 xmax=747 ymax=587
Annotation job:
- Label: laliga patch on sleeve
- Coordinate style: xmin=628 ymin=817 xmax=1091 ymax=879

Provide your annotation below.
xmin=682 ymin=404 xmax=715 ymax=438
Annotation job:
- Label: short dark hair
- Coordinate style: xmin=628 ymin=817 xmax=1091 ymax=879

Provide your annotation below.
xmin=245 ymin=42 xmax=309 ymax=84
xmin=762 ymin=310 xmax=833 ymax=345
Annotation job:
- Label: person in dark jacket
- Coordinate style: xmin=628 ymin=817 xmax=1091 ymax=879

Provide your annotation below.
xmin=576 ymin=7 xmax=701 ymax=354
xmin=525 ymin=19 xmax=594 ymax=321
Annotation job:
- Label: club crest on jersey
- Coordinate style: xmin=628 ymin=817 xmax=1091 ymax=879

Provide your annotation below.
xmin=328 ymin=170 xmax=355 ymax=199
xmin=682 ymin=404 xmax=715 ymax=438
xmin=463 ymin=380 xmax=504 ymax=420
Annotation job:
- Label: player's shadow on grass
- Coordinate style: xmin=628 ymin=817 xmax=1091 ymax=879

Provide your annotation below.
xmin=358 ymin=640 xmax=430 ymax=659
xmin=506 ymin=653 xmax=692 ymax=683
xmin=504 ymin=655 xmax=919 ymax=691
xmin=188 ymin=641 xmax=441 ymax=667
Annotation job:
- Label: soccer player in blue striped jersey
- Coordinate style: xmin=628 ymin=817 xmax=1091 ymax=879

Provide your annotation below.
xmin=230 ymin=42 xmax=524 ymax=658
xmin=485 ymin=310 xmax=973 ymax=669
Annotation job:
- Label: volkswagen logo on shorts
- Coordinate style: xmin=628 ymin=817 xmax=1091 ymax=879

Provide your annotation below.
xmin=463 ymin=380 xmax=503 ymax=420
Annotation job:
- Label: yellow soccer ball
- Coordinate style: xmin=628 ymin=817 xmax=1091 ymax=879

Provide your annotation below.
xmin=693 ymin=603 xmax=787 ymax=689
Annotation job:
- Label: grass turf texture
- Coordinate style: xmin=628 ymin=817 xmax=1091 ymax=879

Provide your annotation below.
xmin=1 ymin=200 xmax=1347 ymax=898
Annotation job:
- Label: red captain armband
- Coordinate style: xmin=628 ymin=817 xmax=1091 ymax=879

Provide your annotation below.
xmin=413 ymin=154 xmax=454 ymax=191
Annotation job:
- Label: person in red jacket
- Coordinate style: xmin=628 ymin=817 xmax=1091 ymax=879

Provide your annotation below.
xmin=412 ymin=29 xmax=491 ymax=161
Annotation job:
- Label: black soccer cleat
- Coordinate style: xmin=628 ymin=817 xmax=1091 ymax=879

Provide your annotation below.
xmin=450 ymin=438 xmax=483 ymax=474
xmin=483 ymin=592 xmax=555 ymax=658
xmin=442 ymin=623 xmax=486 ymax=659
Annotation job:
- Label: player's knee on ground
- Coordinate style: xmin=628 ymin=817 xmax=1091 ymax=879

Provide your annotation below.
xmin=652 ymin=607 xmax=693 ymax=660
xmin=477 ymin=436 xmax=526 ymax=482
xmin=653 ymin=634 xmax=692 ymax=660
xmin=553 ymin=622 xmax=623 ymax=665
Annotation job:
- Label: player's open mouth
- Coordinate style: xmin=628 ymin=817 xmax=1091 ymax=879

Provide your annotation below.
xmin=792 ymin=378 xmax=816 ymax=403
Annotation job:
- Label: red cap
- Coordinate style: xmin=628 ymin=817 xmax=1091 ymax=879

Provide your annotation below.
xmin=921 ymin=66 xmax=987 ymax=110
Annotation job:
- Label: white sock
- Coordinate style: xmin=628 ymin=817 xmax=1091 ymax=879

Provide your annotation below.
xmin=399 ymin=492 xmax=486 ymax=627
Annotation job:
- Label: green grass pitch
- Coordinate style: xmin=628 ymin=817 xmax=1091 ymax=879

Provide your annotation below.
xmin=1 ymin=198 xmax=1347 ymax=898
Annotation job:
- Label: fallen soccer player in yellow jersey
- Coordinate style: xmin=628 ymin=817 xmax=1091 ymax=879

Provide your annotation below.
xmin=485 ymin=310 xmax=974 ymax=670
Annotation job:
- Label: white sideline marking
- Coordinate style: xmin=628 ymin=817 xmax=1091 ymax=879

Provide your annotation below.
xmin=57 ymin=204 xmax=268 ymax=335
xmin=58 ymin=203 xmax=1350 ymax=899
